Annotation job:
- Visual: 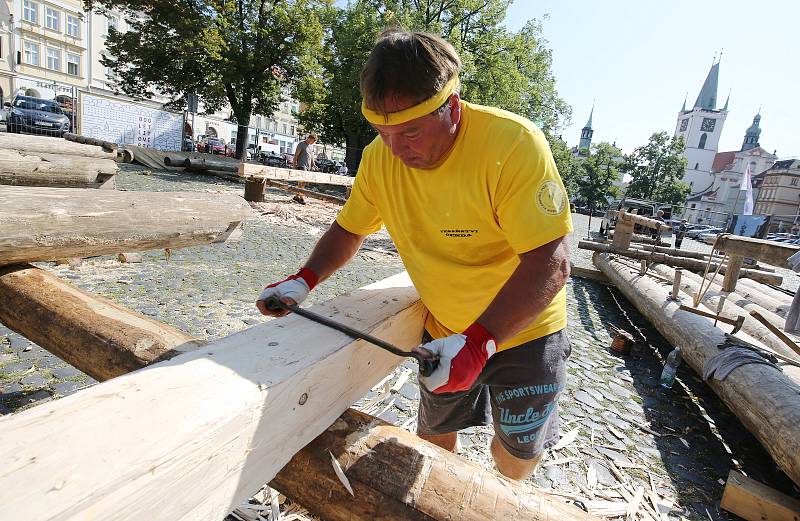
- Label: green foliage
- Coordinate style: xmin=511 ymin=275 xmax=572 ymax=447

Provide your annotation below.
xmin=83 ymin=0 xmax=327 ymax=159
xmin=578 ymin=142 xmax=621 ymax=208
xmin=621 ymin=132 xmax=690 ymax=206
xmin=296 ymin=0 xmax=571 ymax=169
xmin=545 ymin=132 xmax=580 ymax=198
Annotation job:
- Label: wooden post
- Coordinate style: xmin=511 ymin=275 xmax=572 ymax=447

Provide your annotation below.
xmin=639 ymin=259 xmax=647 ymax=275
xmin=722 ymin=254 xmax=744 ymax=292
xmin=721 ymin=470 xmax=800 ymax=521
xmin=611 ymin=214 xmax=635 ymax=251
xmin=715 ymin=235 xmax=800 ymax=269
xmin=671 ymin=269 xmax=682 ymax=300
xmin=244 ymin=176 xmax=266 ymax=202
xmin=0 ymin=187 xmax=252 ymax=265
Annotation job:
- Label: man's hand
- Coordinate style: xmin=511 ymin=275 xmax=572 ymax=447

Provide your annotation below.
xmin=256 ymin=268 xmax=319 ymax=317
xmin=416 ymin=323 xmax=497 ymax=394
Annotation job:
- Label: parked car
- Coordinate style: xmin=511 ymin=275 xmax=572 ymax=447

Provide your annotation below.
xmin=261 ymin=151 xmax=287 ymax=167
xmin=316 ymin=155 xmax=337 ymax=173
xmin=685 ymin=225 xmax=718 ymax=239
xmin=6 ymin=95 xmax=70 ymax=136
xmin=197 ymin=137 xmax=232 ymax=156
xmin=698 ymin=231 xmax=722 ymax=244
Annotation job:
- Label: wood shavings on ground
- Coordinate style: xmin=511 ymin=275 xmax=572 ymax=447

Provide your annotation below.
xmin=329 ymin=451 xmax=355 ymax=497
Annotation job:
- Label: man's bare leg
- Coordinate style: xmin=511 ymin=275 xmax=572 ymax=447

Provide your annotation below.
xmin=419 ymin=432 xmax=458 ymax=452
xmin=490 ymin=436 xmax=542 ymax=480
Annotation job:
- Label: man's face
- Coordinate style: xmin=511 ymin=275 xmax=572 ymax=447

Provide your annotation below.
xmin=371 ymin=94 xmax=461 ymax=169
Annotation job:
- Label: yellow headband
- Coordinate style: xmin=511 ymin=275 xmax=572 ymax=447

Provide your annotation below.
xmin=361 ymin=76 xmax=459 ymax=126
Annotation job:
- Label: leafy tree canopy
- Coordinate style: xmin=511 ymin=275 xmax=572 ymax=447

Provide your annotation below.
xmin=621 ymin=132 xmax=690 ymax=206
xmin=83 ymin=0 xmax=327 ymax=159
xmin=296 ymin=0 xmax=571 ymax=169
xmin=578 ymin=142 xmax=621 ymax=209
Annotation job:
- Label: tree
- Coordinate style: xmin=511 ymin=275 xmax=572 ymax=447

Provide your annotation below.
xmin=296 ymin=0 xmax=571 ymax=171
xmin=545 ymin=132 xmax=580 ymax=199
xmin=83 ymin=0 xmax=326 ymax=160
xmin=578 ymin=142 xmax=621 ymax=209
xmin=621 ymin=132 xmax=690 ymax=205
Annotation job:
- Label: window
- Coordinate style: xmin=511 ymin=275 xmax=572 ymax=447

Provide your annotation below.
xmin=66 ymin=53 xmax=80 ymax=75
xmin=694 ymin=163 xmax=699 ymax=170
xmin=290 ymin=125 xmax=295 ymax=135
xmin=282 ymin=123 xmax=287 ymax=134
xmin=46 ymin=48 xmax=61 ymax=71
xmin=23 ymin=41 xmax=40 ymax=66
xmin=698 ymin=133 xmax=707 ymax=149
xmin=106 ymin=15 xmax=119 ymax=35
xmin=45 ymin=7 xmax=60 ymax=31
xmin=66 ymin=15 xmax=80 ymax=38
xmin=792 ymin=178 xmax=799 ymax=186
xmin=23 ymin=0 xmax=38 ymax=24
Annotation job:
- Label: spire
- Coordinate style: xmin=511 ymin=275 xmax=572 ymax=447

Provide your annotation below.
xmin=693 ymin=60 xmax=720 ymax=110
xmin=723 ymin=90 xmax=730 ymax=111
xmin=583 ymin=99 xmax=594 ymax=130
xmin=681 ymin=93 xmax=687 ymax=112
xmin=741 ymin=111 xmax=763 ymax=151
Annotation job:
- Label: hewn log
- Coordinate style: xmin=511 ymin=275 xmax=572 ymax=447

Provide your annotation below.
xmin=715 ymin=235 xmax=800 ymax=269
xmin=239 ymin=162 xmax=355 ymax=187
xmin=163 ymin=155 xmax=189 ymax=168
xmin=186 ymin=157 xmax=240 ymax=173
xmin=63 ymin=132 xmax=118 ymax=152
xmin=593 ymin=253 xmax=800 ymax=487
xmin=609 ymin=210 xmax=669 ymax=231
xmin=117 ymin=252 xmax=143 ymax=263
xmin=0 ymin=272 xmax=427 ymax=521
xmin=0 ymin=264 xmax=205 ymax=381
xmin=722 ymin=255 xmax=745 ymax=292
xmin=578 ymin=240 xmax=782 ymax=285
xmin=649 ymin=263 xmax=800 ymax=362
xmin=0 ymin=150 xmax=117 ymax=188
xmin=265 ymin=179 xmax=347 ymax=205
xmin=570 ymin=264 xmax=612 ymax=285
xmin=0 ymin=187 xmax=251 ymax=265
xmin=737 ymin=278 xmax=793 ymax=318
xmin=721 ymin=470 xmax=800 ymax=521
xmin=271 ymin=408 xmax=596 ymax=521
xmin=0 ymin=133 xmax=117 ymax=160
xmin=629 ymin=242 xmax=727 ymax=261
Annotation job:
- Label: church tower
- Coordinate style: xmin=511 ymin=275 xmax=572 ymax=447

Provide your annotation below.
xmin=578 ymin=104 xmax=594 ymax=153
xmin=741 ymin=112 xmax=762 ymax=151
xmin=674 ymin=60 xmax=728 ymax=194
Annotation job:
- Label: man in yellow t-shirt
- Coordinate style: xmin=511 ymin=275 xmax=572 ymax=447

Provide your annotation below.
xmin=257 ymin=30 xmax=573 ymax=480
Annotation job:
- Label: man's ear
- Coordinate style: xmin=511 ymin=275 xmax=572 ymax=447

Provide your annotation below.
xmin=448 ymin=93 xmax=462 ymax=126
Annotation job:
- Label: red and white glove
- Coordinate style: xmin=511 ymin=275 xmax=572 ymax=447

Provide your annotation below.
xmin=417 ymin=323 xmax=497 ymax=394
xmin=256 ymin=268 xmax=319 ymax=313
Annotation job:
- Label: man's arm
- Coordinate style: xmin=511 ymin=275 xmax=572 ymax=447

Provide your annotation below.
xmin=476 ymin=236 xmax=570 ymax=344
xmin=256 ymin=222 xmax=366 ymax=316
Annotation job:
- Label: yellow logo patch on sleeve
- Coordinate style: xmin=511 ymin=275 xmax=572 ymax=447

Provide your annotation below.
xmin=535 ymin=180 xmax=567 ymax=216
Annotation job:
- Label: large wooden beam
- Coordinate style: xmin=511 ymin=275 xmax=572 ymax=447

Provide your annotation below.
xmin=721 ymin=470 xmax=800 ymax=521
xmin=0 ymin=264 xmax=205 ymax=381
xmin=0 ymin=273 xmax=427 ymax=521
xmin=714 ymin=235 xmax=800 ymax=269
xmin=0 ymin=187 xmax=252 ymax=265
xmin=239 ymin=162 xmax=354 ymax=187
xmin=0 ymin=133 xmax=117 ymax=160
xmin=0 ymin=270 xmax=591 ymax=520
xmin=0 ymin=149 xmax=117 ymax=189
xmin=609 ymin=210 xmax=669 ymax=231
xmin=578 ymin=240 xmax=782 ymax=285
xmin=271 ymin=407 xmax=597 ymax=521
xmin=594 ymin=253 xmax=800 ymax=487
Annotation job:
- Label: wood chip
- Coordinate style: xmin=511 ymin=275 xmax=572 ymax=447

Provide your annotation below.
xmin=626 ymin=486 xmax=645 ymax=521
xmin=587 ymin=463 xmax=598 ymax=489
xmin=329 ymin=451 xmax=354 ymax=497
xmin=552 ymin=427 xmax=580 ymax=451
xmin=390 ymin=368 xmax=412 ymax=392
xmin=679 ymin=437 xmax=690 ymax=449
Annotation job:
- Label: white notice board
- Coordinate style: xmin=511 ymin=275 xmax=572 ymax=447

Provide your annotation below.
xmin=79 ymin=92 xmax=184 ymax=151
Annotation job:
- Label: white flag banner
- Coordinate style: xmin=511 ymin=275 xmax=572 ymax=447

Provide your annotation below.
xmin=741 ymin=164 xmax=754 ymax=215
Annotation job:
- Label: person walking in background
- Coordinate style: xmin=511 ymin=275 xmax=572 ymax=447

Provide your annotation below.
xmin=675 ymin=219 xmax=688 ymax=249
xmin=292 ymin=134 xmax=318 ymax=203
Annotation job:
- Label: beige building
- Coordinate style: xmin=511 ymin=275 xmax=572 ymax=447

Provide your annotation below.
xmin=13 ymin=0 xmax=86 ymax=99
xmin=753 ymin=160 xmax=800 ymax=232
xmin=1 ymin=0 xmax=12 ymax=101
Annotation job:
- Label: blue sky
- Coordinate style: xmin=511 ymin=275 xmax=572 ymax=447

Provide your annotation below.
xmin=504 ymin=0 xmax=799 ymax=157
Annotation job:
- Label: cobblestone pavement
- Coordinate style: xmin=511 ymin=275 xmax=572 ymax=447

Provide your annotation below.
xmin=2 ymin=166 xmax=798 ymax=520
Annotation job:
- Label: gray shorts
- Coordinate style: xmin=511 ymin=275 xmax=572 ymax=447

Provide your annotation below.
xmin=417 ymin=329 xmax=571 ymax=459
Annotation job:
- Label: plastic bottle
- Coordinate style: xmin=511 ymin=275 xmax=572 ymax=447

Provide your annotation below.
xmin=659 ymin=347 xmax=682 ymax=389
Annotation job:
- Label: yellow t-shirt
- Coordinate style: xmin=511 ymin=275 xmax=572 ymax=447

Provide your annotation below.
xmin=336 ymin=101 xmax=573 ymax=351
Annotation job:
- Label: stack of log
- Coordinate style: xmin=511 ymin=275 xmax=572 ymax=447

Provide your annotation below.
xmin=0 ymin=133 xmax=118 ymax=189
xmin=239 ymin=162 xmax=354 ymax=204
